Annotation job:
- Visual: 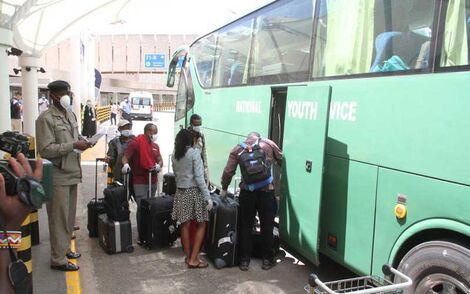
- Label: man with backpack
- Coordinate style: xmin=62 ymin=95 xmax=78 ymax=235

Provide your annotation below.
xmin=220 ymin=132 xmax=282 ymax=271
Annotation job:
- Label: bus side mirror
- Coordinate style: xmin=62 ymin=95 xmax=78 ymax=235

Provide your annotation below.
xmin=166 ymin=46 xmax=190 ymax=88
xmin=167 ymin=66 xmax=176 ymax=88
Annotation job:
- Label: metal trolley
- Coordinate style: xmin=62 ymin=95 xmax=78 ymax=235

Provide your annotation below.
xmin=305 ymin=265 xmax=412 ymax=294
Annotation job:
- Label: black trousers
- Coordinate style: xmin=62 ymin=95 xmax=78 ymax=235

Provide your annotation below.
xmin=110 ymin=113 xmax=117 ymax=125
xmin=239 ymin=189 xmax=277 ymax=262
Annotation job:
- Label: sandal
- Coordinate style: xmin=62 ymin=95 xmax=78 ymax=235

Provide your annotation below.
xmin=187 ymin=261 xmax=209 ymax=269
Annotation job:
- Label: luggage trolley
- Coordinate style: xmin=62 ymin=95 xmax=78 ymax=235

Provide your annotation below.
xmin=305 ymin=265 xmax=412 ymax=294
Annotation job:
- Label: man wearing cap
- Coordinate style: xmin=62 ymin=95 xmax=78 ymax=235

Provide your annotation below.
xmin=106 ymin=119 xmax=135 ymax=183
xmin=36 ymin=80 xmax=91 ymax=271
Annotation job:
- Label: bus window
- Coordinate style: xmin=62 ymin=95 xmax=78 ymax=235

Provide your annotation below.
xmin=312 ymin=0 xmax=436 ymax=78
xmin=212 ymin=18 xmax=254 ymax=87
xmin=192 ymin=34 xmax=217 ymax=88
xmin=250 ymin=0 xmax=313 ymax=84
xmin=440 ymin=0 xmax=470 ymax=67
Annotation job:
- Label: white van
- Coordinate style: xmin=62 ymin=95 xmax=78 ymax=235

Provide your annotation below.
xmin=129 ymin=91 xmax=153 ymax=120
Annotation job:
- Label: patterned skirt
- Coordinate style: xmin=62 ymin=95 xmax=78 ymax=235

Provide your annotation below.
xmin=171 ymin=187 xmax=209 ymax=224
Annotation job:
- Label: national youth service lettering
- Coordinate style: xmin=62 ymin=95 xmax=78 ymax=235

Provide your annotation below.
xmin=287 ymin=100 xmax=358 ymax=121
xmin=236 ymin=101 xmax=262 ymax=114
xmin=287 ymin=101 xmax=318 ymax=120
xmin=329 ymin=101 xmax=357 ymax=121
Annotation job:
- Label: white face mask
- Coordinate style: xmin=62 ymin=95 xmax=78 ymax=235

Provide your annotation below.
xmin=152 ymin=134 xmax=158 ymax=141
xmin=192 ymin=126 xmax=202 ymax=133
xmin=60 ymin=95 xmax=72 ymax=111
xmin=120 ymin=130 xmax=132 ymax=137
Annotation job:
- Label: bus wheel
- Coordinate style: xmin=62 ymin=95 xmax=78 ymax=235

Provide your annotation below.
xmin=397 ymin=240 xmax=470 ymax=294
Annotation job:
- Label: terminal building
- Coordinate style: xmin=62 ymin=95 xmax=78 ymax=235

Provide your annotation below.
xmin=8 ymin=33 xmax=197 ymax=107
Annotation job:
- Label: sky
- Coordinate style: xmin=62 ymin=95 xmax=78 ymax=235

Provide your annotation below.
xmin=92 ymin=0 xmax=274 ymax=36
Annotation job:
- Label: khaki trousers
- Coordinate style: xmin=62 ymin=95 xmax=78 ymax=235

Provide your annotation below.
xmin=11 ymin=119 xmax=22 ymax=132
xmin=46 ymin=184 xmax=78 ymax=266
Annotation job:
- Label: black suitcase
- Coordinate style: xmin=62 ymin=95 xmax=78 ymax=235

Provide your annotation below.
xmin=98 ymin=214 xmax=134 ymax=254
xmin=103 ymin=177 xmax=130 ymax=222
xmin=251 ymin=225 xmax=280 ymax=258
xmin=140 ymin=195 xmax=178 ymax=249
xmin=162 ymin=172 xmax=176 ymax=195
xmin=139 ymin=169 xmax=178 ymax=248
xmin=87 ymin=158 xmax=106 ymax=238
xmin=205 ymin=194 xmax=239 ymax=269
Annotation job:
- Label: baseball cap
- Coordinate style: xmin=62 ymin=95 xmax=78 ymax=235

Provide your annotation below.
xmin=118 ymin=120 xmax=132 ymax=128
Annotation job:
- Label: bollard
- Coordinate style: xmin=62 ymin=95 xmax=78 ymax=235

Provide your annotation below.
xmin=30 ymin=210 xmax=40 ymax=246
xmin=17 ymin=214 xmax=33 ymax=294
xmin=27 ymin=137 xmax=40 ymax=246
xmin=107 ymin=165 xmax=114 ymax=185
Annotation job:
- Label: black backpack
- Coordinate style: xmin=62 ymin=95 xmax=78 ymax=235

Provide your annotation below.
xmin=237 ymin=139 xmax=272 ymax=191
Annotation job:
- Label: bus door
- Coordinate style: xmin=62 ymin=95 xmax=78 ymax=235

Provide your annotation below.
xmin=279 ymin=85 xmax=331 ymax=266
xmin=269 ymin=88 xmax=287 ymax=205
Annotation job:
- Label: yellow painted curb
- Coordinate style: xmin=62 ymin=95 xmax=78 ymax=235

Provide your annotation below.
xmin=66 ymin=240 xmax=82 ymax=294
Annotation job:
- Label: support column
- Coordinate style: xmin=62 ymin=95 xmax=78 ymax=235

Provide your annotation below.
xmin=19 ymin=56 xmax=40 ymax=137
xmin=70 ymin=35 xmax=82 ymax=130
xmin=0 ymin=28 xmax=13 ymax=133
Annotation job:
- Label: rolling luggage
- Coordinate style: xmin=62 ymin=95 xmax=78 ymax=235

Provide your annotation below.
xmin=251 ymin=225 xmax=280 ymax=258
xmin=103 ymin=175 xmax=130 ymax=222
xmin=162 ymin=172 xmax=176 ymax=195
xmin=98 ymin=214 xmax=134 ymax=254
xmin=139 ymin=169 xmax=178 ymax=249
xmin=205 ymin=193 xmax=239 ymax=269
xmin=87 ymin=158 xmax=106 ymax=238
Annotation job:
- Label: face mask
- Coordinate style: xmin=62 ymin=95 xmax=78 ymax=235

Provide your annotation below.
xmin=120 ymin=130 xmax=132 ymax=137
xmin=192 ymin=126 xmax=202 ymax=133
xmin=87 ymin=102 xmax=92 ymax=107
xmin=59 ymin=95 xmax=72 ymax=111
xmin=152 ymin=134 xmax=158 ymax=141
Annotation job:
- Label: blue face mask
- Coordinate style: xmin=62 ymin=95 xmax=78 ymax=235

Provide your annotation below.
xmin=120 ymin=130 xmax=132 ymax=137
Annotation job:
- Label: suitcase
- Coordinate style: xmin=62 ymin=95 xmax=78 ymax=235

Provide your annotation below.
xmin=140 ymin=195 xmax=178 ymax=249
xmin=98 ymin=214 xmax=134 ymax=254
xmin=139 ymin=169 xmax=178 ymax=249
xmin=251 ymin=225 xmax=280 ymax=258
xmin=162 ymin=172 xmax=176 ymax=195
xmin=87 ymin=158 xmax=106 ymax=238
xmin=205 ymin=194 xmax=239 ymax=269
xmin=103 ymin=175 xmax=130 ymax=222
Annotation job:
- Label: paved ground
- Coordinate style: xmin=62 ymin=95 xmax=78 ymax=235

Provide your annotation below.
xmin=31 ymin=112 xmax=354 ymax=294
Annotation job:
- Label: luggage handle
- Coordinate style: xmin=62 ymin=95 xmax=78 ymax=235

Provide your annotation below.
xmin=148 ymin=168 xmax=157 ymax=199
xmin=95 ymin=158 xmax=106 ymax=201
xmin=124 ymin=173 xmax=130 ymax=202
xmin=168 ymin=154 xmax=172 ymax=173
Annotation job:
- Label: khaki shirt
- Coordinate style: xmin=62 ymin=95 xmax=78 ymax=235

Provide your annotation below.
xmin=36 ymin=105 xmax=82 ymax=185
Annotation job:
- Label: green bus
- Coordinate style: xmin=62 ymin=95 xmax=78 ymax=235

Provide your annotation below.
xmin=167 ymin=0 xmax=470 ymax=292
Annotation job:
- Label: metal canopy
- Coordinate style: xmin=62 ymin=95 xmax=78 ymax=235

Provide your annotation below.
xmin=1 ymin=0 xmax=130 ymax=56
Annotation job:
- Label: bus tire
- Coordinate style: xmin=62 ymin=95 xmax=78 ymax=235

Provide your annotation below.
xmin=396 ymin=240 xmax=470 ymax=294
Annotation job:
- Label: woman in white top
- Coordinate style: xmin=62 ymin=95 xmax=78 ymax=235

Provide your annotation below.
xmin=110 ymin=102 xmax=118 ymax=125
xmin=172 ymin=129 xmax=212 ymax=269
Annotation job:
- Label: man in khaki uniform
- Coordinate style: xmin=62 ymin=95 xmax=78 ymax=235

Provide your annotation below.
xmin=36 ymin=80 xmax=91 ymax=271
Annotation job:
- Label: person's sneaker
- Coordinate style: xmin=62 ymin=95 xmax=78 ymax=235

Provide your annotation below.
xmin=239 ymin=260 xmax=250 ymax=271
xmin=261 ymin=259 xmax=275 ymax=270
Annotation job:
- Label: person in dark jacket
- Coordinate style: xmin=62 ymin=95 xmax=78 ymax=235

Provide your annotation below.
xmin=221 ymin=132 xmax=282 ymax=271
xmin=82 ymin=99 xmax=97 ymax=138
xmin=106 ymin=119 xmax=135 ymax=183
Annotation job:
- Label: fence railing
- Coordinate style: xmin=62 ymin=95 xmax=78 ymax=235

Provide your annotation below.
xmin=155 ymin=102 xmax=175 ymax=112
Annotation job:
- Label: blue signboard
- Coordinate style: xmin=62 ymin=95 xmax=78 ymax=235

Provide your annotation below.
xmin=144 ymin=54 xmax=166 ymax=68
xmin=176 ymin=54 xmax=185 ymax=69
